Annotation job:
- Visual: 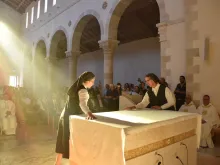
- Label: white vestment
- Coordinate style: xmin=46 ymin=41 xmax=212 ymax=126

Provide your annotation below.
xmin=198 ymin=103 xmax=220 ymax=148
xmin=179 ymin=101 xmax=197 ymax=113
xmin=0 ymin=100 xmax=17 ymax=135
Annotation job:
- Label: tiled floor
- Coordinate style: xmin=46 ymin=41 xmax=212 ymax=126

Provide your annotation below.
xmin=0 ymin=125 xmax=220 ymax=165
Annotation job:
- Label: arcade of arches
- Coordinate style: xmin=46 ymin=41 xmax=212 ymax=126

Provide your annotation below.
xmin=32 ymin=0 xmax=162 ymax=95
xmin=2 ymin=0 xmax=220 ymax=164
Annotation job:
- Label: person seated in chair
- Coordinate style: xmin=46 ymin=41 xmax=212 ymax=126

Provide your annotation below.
xmin=198 ymin=95 xmax=220 ymax=148
xmin=0 ymin=94 xmax=17 ymax=135
xmin=179 ymin=94 xmax=197 ymax=113
xmin=104 ymin=84 xmax=119 ymax=111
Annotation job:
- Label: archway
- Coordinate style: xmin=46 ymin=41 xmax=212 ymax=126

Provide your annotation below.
xmin=109 ymin=0 xmax=161 ymax=85
xmin=34 ymin=40 xmax=47 ymax=95
xmin=106 ymin=0 xmax=168 ymax=40
xmin=50 ymin=30 xmax=68 ymax=89
xmin=72 ymin=14 xmax=102 ymax=85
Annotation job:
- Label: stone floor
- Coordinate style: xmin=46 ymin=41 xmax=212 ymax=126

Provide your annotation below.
xmin=0 ymin=125 xmax=69 ymax=165
xmin=0 ymin=125 xmax=220 ymax=165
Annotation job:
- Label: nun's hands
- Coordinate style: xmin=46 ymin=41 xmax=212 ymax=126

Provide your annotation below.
xmin=86 ymin=112 xmax=97 ymax=120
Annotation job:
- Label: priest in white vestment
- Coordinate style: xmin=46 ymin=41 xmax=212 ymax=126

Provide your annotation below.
xmin=198 ymin=95 xmax=220 ymax=148
xmin=0 ymin=94 xmax=17 ymax=135
xmin=179 ymin=94 xmax=197 ymax=113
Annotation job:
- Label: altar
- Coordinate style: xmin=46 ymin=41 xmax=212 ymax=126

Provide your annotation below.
xmin=69 ymin=110 xmax=201 ymax=165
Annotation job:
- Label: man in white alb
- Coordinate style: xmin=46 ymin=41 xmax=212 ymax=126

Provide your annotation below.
xmin=0 ymin=94 xmax=17 ymax=135
xmin=198 ymin=95 xmax=220 ymax=148
xmin=179 ymin=94 xmax=197 ymax=113
xmin=126 ymin=73 xmax=175 ymax=110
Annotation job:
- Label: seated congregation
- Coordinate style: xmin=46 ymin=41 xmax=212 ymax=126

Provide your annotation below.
xmin=1 ymin=74 xmax=220 ymax=149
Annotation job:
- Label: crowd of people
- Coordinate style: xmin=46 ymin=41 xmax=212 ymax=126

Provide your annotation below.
xmin=0 ymin=86 xmax=68 ymax=142
xmin=0 ymin=73 xmax=220 ymax=149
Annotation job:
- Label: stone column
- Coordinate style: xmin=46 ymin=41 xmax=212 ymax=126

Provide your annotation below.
xmin=157 ymin=22 xmax=171 ymax=83
xmin=99 ymin=39 xmax=119 ymax=85
xmin=45 ymin=57 xmax=53 ymax=91
xmin=184 ymin=0 xmax=200 ymax=106
xmin=32 ymin=58 xmax=36 ymax=94
xmin=65 ymin=50 xmax=81 ymax=87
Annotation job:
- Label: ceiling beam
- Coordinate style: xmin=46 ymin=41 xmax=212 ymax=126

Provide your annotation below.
xmin=16 ymin=0 xmax=26 ymax=10
xmin=4 ymin=0 xmax=17 ymax=9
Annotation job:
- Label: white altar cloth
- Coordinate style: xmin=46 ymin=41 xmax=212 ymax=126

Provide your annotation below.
xmin=119 ymin=94 xmax=143 ymax=110
xmin=69 ymin=110 xmax=201 ymax=165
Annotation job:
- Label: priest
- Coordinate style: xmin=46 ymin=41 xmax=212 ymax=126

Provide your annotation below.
xmin=198 ymin=95 xmax=220 ymax=148
xmin=179 ymin=94 xmax=197 ymax=113
xmin=0 ymin=94 xmax=17 ymax=135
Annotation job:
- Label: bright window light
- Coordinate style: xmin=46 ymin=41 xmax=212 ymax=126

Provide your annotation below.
xmin=44 ymin=0 xmax=48 ymax=13
xmin=31 ymin=7 xmax=34 ymax=24
xmin=0 ymin=22 xmax=11 ymax=47
xmin=53 ymin=0 xmax=56 ymax=6
xmin=26 ymin=12 xmax=28 ymax=28
xmin=9 ymin=76 xmax=17 ymax=87
xmin=37 ymin=0 xmax=41 ymax=19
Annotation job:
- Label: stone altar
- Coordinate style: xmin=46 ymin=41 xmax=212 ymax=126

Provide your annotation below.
xmin=69 ymin=110 xmax=201 ymax=165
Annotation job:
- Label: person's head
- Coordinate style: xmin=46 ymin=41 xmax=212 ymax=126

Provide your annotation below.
xmin=141 ymin=82 xmax=145 ymax=88
xmin=117 ymin=83 xmax=121 ymax=89
xmin=105 ymin=84 xmax=110 ymax=89
xmin=180 ymin=76 xmax=185 ymax=84
xmin=124 ymin=83 xmax=129 ymax=89
xmin=203 ymin=95 xmax=210 ymax=106
xmin=160 ymin=77 xmax=166 ymax=84
xmin=145 ymin=73 xmax=160 ymax=88
xmin=109 ymin=84 xmax=114 ymax=90
xmin=134 ymin=86 xmax=140 ymax=93
xmin=80 ymin=72 xmax=95 ymax=89
xmin=185 ymin=94 xmax=192 ymax=105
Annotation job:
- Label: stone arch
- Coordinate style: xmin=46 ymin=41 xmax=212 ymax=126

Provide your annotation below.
xmin=50 ymin=29 xmax=68 ymax=59
xmin=105 ymin=0 xmax=169 ymax=40
xmin=34 ymin=39 xmax=47 ymax=95
xmin=35 ymin=39 xmax=47 ymax=58
xmin=71 ymin=10 xmax=104 ymax=51
xmin=34 ymin=37 xmax=47 ymax=58
xmin=50 ymin=26 xmax=70 ymax=52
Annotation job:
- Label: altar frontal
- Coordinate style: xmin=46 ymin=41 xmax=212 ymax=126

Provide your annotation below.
xmin=69 ymin=110 xmax=201 ymax=165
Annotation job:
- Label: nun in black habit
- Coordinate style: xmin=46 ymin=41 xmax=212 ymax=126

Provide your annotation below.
xmin=55 ymin=71 xmax=97 ymax=165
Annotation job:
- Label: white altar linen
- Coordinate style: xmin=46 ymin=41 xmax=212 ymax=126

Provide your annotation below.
xmin=69 ymin=110 xmax=201 ymax=165
xmin=119 ymin=94 xmax=142 ymax=109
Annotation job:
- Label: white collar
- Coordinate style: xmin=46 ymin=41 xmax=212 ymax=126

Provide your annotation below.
xmin=152 ymin=83 xmax=160 ymax=90
xmin=185 ymin=101 xmax=194 ymax=106
xmin=202 ymin=103 xmax=212 ymax=108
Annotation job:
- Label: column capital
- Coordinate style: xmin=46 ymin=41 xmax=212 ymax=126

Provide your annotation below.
xmin=45 ymin=56 xmax=50 ymax=62
xmin=65 ymin=50 xmax=81 ymax=58
xmin=45 ymin=56 xmax=58 ymax=63
xmin=156 ymin=22 xmax=168 ymax=29
xmin=156 ymin=22 xmax=168 ymax=42
xmin=98 ymin=39 xmax=119 ymax=51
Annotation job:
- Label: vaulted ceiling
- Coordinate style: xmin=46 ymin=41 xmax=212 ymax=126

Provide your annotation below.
xmin=0 ymin=0 xmax=36 ymax=14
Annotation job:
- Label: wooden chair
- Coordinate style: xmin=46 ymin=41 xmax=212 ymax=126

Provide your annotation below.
xmin=212 ymin=127 xmax=220 ymax=146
